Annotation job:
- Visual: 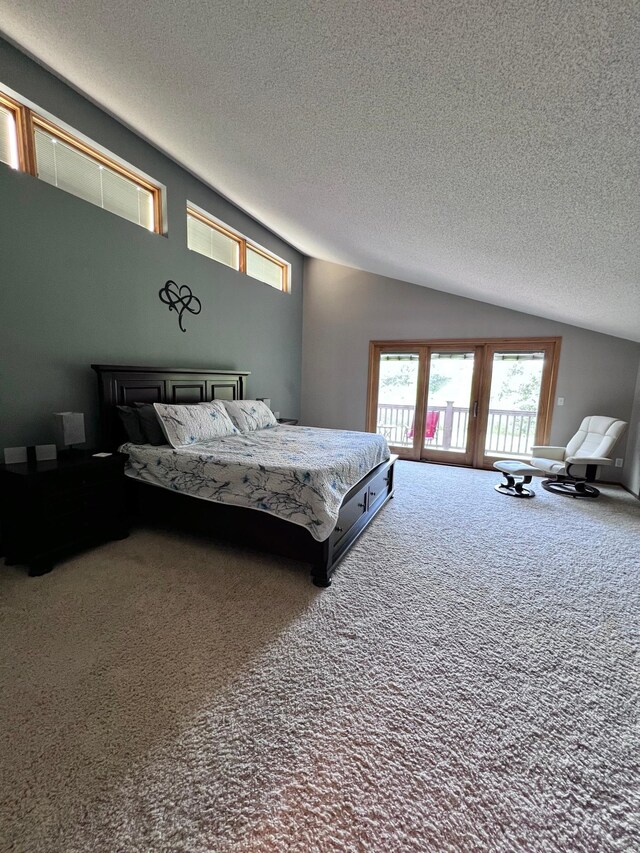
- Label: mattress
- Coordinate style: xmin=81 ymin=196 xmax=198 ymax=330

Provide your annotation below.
xmin=121 ymin=424 xmax=390 ymax=541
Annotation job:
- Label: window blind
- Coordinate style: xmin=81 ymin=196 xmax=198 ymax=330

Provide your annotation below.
xmin=34 ymin=127 xmax=154 ymax=230
xmin=0 ymin=103 xmax=18 ymax=168
xmin=381 ymin=352 xmax=544 ymax=362
xmin=187 ymin=213 xmax=240 ymax=269
xmin=246 ymin=246 xmax=284 ymax=290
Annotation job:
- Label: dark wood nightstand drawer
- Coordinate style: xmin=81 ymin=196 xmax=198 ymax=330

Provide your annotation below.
xmin=38 ymin=480 xmax=125 ymax=518
xmin=35 ymin=460 xmax=124 ymax=494
xmin=30 ymin=510 xmax=115 ymax=557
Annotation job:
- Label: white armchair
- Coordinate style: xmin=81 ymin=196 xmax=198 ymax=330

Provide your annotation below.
xmin=531 ymin=415 xmax=627 ymax=498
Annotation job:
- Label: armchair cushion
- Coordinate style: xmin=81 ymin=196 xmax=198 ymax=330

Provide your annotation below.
xmin=531 ymin=456 xmax=567 ymax=475
xmin=565 ymin=456 xmax=612 ymax=466
xmin=565 ymin=416 xmax=627 ymax=460
xmin=530 ymin=446 xmax=566 ymax=460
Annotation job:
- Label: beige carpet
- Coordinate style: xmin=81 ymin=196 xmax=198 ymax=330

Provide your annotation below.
xmin=1 ymin=461 xmax=639 ymax=852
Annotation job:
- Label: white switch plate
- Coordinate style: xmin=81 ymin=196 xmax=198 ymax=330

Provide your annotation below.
xmin=557 ymin=397 xmax=565 ymax=406
xmin=615 ymin=458 xmax=624 ymax=467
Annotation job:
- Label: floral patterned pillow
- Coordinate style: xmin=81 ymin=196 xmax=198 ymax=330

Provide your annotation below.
xmin=221 ymin=400 xmax=277 ymax=432
xmin=153 ymin=401 xmax=239 ymax=448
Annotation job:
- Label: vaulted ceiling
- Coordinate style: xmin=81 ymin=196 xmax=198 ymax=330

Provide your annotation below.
xmin=1 ymin=1 xmax=639 ymax=341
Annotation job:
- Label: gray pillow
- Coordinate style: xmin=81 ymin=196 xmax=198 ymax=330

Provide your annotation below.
xmin=134 ymin=403 xmax=167 ymax=446
xmin=116 ymin=405 xmax=146 ymax=444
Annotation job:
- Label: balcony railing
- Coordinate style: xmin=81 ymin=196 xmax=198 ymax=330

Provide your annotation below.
xmin=376 ymin=402 xmax=538 ymax=456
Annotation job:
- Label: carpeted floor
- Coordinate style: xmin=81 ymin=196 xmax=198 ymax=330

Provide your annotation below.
xmin=1 ymin=461 xmax=639 ymax=853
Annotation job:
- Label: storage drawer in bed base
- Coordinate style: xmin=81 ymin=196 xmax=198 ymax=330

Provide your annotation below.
xmin=312 ymin=454 xmax=398 ymax=587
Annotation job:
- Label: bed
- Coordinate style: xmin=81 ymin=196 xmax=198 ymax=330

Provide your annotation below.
xmin=92 ymin=364 xmax=397 ymax=586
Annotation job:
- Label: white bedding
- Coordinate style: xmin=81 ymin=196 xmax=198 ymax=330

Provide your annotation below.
xmin=121 ymin=425 xmax=390 ymax=541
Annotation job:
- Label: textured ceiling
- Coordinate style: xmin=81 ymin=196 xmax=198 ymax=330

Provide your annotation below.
xmin=1 ymin=1 xmax=639 ymax=341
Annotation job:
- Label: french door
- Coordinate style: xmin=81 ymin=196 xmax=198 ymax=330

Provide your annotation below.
xmin=367 ymin=338 xmax=561 ymax=468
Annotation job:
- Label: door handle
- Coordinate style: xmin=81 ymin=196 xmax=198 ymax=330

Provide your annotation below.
xmin=473 ymin=401 xmax=478 ymax=418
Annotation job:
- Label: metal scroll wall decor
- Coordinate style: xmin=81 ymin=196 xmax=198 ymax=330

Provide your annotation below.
xmin=159 ymin=279 xmax=202 ymax=332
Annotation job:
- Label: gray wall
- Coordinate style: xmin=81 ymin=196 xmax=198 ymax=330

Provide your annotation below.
xmin=302 ymin=259 xmax=640 ymax=483
xmin=0 ymin=39 xmax=303 ymax=450
xmin=623 ymin=363 xmax=640 ymax=496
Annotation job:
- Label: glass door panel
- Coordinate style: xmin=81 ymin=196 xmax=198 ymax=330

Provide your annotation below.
xmin=421 ymin=350 xmax=478 ymax=465
xmin=483 ymin=351 xmax=545 ymax=459
xmin=375 ymin=351 xmax=421 ymax=453
xmin=367 ymin=338 xmax=559 ymax=469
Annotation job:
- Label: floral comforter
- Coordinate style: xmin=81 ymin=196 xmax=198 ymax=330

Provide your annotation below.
xmin=121 ymin=425 xmax=390 ymax=541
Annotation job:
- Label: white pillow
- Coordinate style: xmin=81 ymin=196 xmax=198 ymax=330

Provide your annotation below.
xmin=153 ymin=401 xmax=239 ymax=448
xmin=221 ymin=400 xmax=277 ymax=432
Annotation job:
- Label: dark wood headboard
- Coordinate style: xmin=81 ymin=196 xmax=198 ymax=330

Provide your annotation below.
xmin=92 ymin=364 xmax=250 ymax=448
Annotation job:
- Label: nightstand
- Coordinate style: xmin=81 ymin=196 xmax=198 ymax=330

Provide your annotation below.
xmin=276 ymin=418 xmax=299 ymax=425
xmin=0 ymin=451 xmax=130 ymax=576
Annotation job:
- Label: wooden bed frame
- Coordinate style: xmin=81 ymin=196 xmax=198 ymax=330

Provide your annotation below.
xmin=92 ymin=364 xmax=397 ymax=586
